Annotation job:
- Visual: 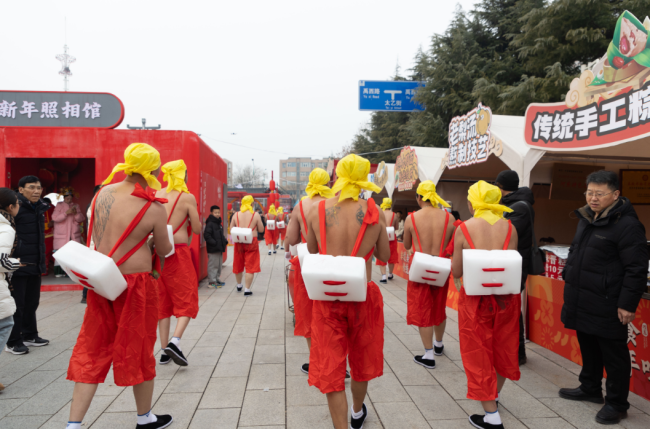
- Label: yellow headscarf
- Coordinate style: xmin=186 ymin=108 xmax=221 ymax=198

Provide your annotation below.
xmin=380 ymin=198 xmax=392 ymax=210
xmin=162 ymin=160 xmax=189 ymax=193
xmin=277 ymin=206 xmax=284 ymax=214
xmin=240 ymin=195 xmax=254 ymax=213
xmin=305 ymin=168 xmax=335 ymax=199
xmin=467 ymin=180 xmax=513 ymax=225
xmin=331 ymin=154 xmax=381 ymax=202
xmin=417 ymin=181 xmax=450 ymax=208
xmin=102 ymin=143 xmax=162 ymax=190
xmin=268 ymin=204 xmax=277 ymax=216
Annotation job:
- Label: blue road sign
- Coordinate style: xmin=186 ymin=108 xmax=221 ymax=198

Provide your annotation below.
xmin=359 ymin=80 xmax=425 ymax=112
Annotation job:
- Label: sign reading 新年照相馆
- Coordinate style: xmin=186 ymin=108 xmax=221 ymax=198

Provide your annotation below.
xmin=447 ymin=103 xmax=494 ymax=169
xmin=525 ymin=10 xmax=650 ymax=151
xmin=395 ymin=147 xmax=418 ymax=191
xmin=0 ymin=91 xmax=124 ymax=129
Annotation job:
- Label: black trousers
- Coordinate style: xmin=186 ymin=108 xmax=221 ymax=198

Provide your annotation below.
xmin=7 ymin=275 xmax=41 ymax=346
xmin=577 ymin=330 xmax=631 ymax=411
xmin=519 ymin=311 xmax=526 ymax=359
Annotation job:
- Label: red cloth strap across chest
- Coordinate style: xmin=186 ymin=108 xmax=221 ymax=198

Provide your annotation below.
xmin=167 ymin=192 xmax=189 ymax=234
xmin=236 ymin=212 xmax=255 ymax=228
xmin=459 ymin=220 xmax=512 ymax=250
xmin=410 ymin=210 xmax=449 ymax=255
xmin=318 ymin=198 xmax=377 ymax=261
xmin=299 ymin=200 xmax=308 ymax=243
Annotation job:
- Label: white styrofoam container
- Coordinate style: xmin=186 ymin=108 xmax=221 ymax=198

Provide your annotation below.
xmin=462 ymin=249 xmax=522 ymax=295
xmin=53 ymin=240 xmax=127 ymax=301
xmin=231 ymin=227 xmax=254 ymax=244
xmin=296 ymin=243 xmax=309 ymax=266
xmin=165 ymin=225 xmax=175 ymax=257
xmin=408 ymin=251 xmax=451 ymax=286
xmin=266 ymin=220 xmax=276 ymax=230
xmin=277 ymin=221 xmax=285 ymax=229
xmin=386 ymin=226 xmax=395 ymax=241
xmin=302 ymin=254 xmax=367 ymax=301
xmin=290 ymin=244 xmax=298 ymax=256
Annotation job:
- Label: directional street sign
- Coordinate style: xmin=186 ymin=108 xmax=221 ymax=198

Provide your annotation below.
xmin=358 ymin=80 xmax=425 ymax=112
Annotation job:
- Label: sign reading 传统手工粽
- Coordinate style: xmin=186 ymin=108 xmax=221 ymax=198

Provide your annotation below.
xmin=0 ymin=91 xmax=124 ymax=129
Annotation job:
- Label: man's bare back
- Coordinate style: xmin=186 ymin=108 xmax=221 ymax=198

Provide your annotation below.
xmin=93 ymin=181 xmax=170 ymax=275
xmin=285 ymin=196 xmax=325 ymax=246
xmin=382 ymin=209 xmax=399 ymax=230
xmin=306 ymin=199 xmax=389 ymax=278
xmin=404 ymin=207 xmax=455 ymax=256
xmin=156 ymin=189 xmax=202 ymax=244
xmin=232 ymin=210 xmax=264 ymax=233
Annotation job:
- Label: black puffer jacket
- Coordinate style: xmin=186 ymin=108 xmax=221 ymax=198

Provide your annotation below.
xmin=561 ymin=197 xmax=648 ymax=340
xmin=204 ymin=215 xmax=227 ymax=253
xmin=501 ymin=187 xmax=535 ymax=281
xmin=14 ymin=193 xmax=49 ymax=276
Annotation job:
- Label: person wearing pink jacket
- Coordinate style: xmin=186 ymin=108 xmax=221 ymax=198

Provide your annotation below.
xmin=52 ymin=188 xmax=85 ymax=278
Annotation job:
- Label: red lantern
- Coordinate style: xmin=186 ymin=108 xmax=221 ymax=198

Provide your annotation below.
xmin=227 ymin=203 xmax=232 ymax=210
xmin=269 ymin=180 xmax=276 ymax=191
xmin=53 ymin=158 xmax=79 ymax=173
xmin=38 ymin=168 xmax=55 ymax=189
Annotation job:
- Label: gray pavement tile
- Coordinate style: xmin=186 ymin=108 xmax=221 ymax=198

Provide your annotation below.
xmin=257 ymin=329 xmax=285 ymax=345
xmin=153 ymin=355 xmax=181 ymax=380
xmin=253 ymin=344 xmax=285 ymax=364
xmin=261 ymin=316 xmax=286 ymax=330
xmin=32 ymin=349 xmax=74 ymax=371
xmin=287 ymin=404 xmax=332 ymax=429
xmin=285 ymin=353 xmax=310 ymax=377
xmin=0 ymin=414 xmax=51 ymax=428
xmin=530 ymin=344 xmax=583 ymax=376
xmin=179 ymin=324 xmax=208 ymax=340
xmin=384 ymin=352 xmax=438 ymax=386
xmin=40 ymin=395 xmax=115 ymax=429
xmin=188 ymin=407 xmax=240 ymax=429
xmin=195 ymin=331 xmax=230 ymax=348
xmin=397 ymin=334 xmax=428 ymax=351
xmin=521 ymin=417 xmax=577 ymax=428
xmin=385 ymin=321 xmax=418 ymax=335
xmin=236 ymin=312 xmax=262 ymax=325
xmin=205 ymin=319 xmax=236 ymax=332
xmin=247 ymin=363 xmax=285 ymax=390
xmin=0 ymin=369 xmax=64 ymax=399
xmin=213 ymin=355 xmax=252 ymax=378
xmin=199 ymin=377 xmax=247 ymax=409
xmin=441 ymin=341 xmax=462 ymax=361
xmin=152 ymin=392 xmax=202 ymax=429
xmin=619 ymin=413 xmax=650 ymax=428
xmin=238 ymin=427 xmax=285 ymax=429
xmin=525 ymin=350 xmax=581 ymax=388
xmin=406 ymin=385 xmax=467 ymax=420
xmin=223 ymin=337 xmax=257 ymax=355
xmin=374 ymin=401 xmax=430 ymax=429
xmin=430 ymin=370 xmax=469 ymax=399
xmin=628 ymin=392 xmax=650 ymax=415
xmin=9 ymin=379 xmax=74 ymax=415
xmin=186 ymin=346 xmax=223 ymax=367
xmin=514 ymin=367 xmax=568 ymax=398
xmin=106 ymin=379 xmax=170 ymax=413
xmin=239 ymin=388 xmax=285 ymax=426
xmin=286 ymin=376 xmax=327 ymax=407
xmin=0 ymin=398 xmax=27 ymax=419
xmin=538 ymin=398 xmax=621 ymax=429
xmin=428 ymin=419 xmax=472 ymax=428
xmin=165 ymin=366 xmax=213 ymax=393
xmin=285 ymin=336 xmax=309 ymax=354
xmin=241 ymin=304 xmax=264 ymax=314
xmin=499 ymin=380 xmax=558 ymax=419
xmin=367 ymin=373 xmax=411 ymax=403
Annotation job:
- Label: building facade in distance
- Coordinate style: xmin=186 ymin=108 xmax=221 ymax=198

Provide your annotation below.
xmin=279 ymin=157 xmax=330 ymax=201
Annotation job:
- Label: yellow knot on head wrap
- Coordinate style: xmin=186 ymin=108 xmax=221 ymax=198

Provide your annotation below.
xmin=417 ymin=181 xmax=450 ymax=208
xmin=305 ymin=168 xmax=335 ymax=199
xmin=380 ymin=198 xmax=392 ymax=210
xmin=268 ymin=204 xmax=277 ymax=216
xmin=240 ymin=195 xmax=254 ymax=214
xmin=467 ymin=180 xmax=513 ymax=225
xmin=102 ymin=143 xmax=162 ymax=190
xmin=331 ymin=154 xmax=381 ymax=202
xmin=162 ymin=160 xmax=189 ymax=193
xmin=277 ymin=206 xmax=284 ymax=214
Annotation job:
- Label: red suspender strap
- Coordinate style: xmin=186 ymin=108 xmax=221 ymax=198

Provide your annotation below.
xmin=410 ymin=213 xmax=423 ymax=252
xmin=318 ymin=200 xmax=327 ymax=254
xmin=248 ymin=212 xmax=254 ymax=227
xmin=439 ymin=211 xmax=450 ymax=256
xmin=458 ymin=222 xmax=476 ymax=250
xmin=236 ymin=212 xmax=239 ymax=227
xmin=350 ymin=222 xmax=369 ymax=258
xmin=503 ymin=220 xmax=513 ymax=250
xmin=168 ymin=193 xmax=183 ymax=222
xmin=390 ymin=212 xmax=395 ymax=227
xmin=174 ymin=216 xmax=189 ymax=234
xmin=299 ymin=200 xmax=308 ymax=243
xmin=87 ymin=193 xmax=99 ymax=248
xmin=107 ymin=200 xmax=154 ymax=266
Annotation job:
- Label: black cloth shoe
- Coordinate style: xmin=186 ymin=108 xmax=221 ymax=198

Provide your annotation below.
xmin=244 ymin=291 xmax=253 ymax=296
xmin=596 ymin=404 xmax=627 ymax=425
xmin=237 ymin=285 xmax=243 ymax=292
xmin=350 ymin=403 xmax=368 ymax=429
xmin=413 ymin=355 xmax=436 ymax=369
xmin=136 ymin=414 xmax=173 ymax=429
xmin=80 ymin=297 xmax=87 ymax=304
xmin=4 ymin=343 xmax=29 ymax=355
xmin=164 ymin=342 xmax=188 ymax=366
xmin=301 ymin=363 xmax=309 ymax=374
xmin=346 ymin=370 xmax=351 ymax=379
xmin=273 ymin=250 xmax=277 ymax=254
xmin=379 ymin=278 xmax=387 ymax=284
xmin=469 ymin=414 xmax=504 ymax=429
xmin=558 ymin=387 xmax=604 ymax=404
xmin=24 ymin=337 xmax=49 ymax=347
xmin=159 ymin=354 xmax=171 ymax=365
xmin=387 ymin=274 xmax=394 ymax=280
xmin=434 ymin=344 xmax=444 ymax=356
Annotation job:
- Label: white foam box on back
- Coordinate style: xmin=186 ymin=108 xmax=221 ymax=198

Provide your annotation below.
xmin=290 ymin=244 xmax=298 ymax=256
xmin=231 ymin=227 xmax=253 ymax=244
xmin=301 ymin=254 xmax=367 ymax=302
xmin=462 ymin=249 xmax=522 ymax=296
xmin=296 ymin=243 xmax=309 ymax=266
xmin=53 ymin=240 xmax=127 ymax=301
xmin=408 ymin=251 xmax=451 ymax=287
xmin=386 ymin=226 xmax=395 ymax=241
xmin=266 ymin=219 xmax=276 ymax=230
xmin=277 ymin=221 xmax=285 ymax=229
xmin=165 ymin=225 xmax=175 ymax=257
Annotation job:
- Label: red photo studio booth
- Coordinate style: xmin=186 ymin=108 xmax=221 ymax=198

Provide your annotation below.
xmin=0 ymin=90 xmax=228 ymax=285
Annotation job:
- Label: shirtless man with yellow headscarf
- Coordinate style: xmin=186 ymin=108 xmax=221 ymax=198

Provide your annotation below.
xmin=305 ymin=154 xmax=390 ymax=429
xmin=402 ymin=181 xmax=455 ymax=369
xmin=67 ymin=143 xmax=174 ymax=429
xmin=232 ymin=195 xmax=264 ymax=295
xmin=452 ymin=180 xmax=519 ymax=429
xmin=155 ymin=160 xmax=202 ymax=367
xmin=377 ymin=198 xmax=400 ymax=283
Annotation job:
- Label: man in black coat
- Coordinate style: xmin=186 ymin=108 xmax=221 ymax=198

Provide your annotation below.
xmin=6 ymin=176 xmax=50 ymax=355
xmin=559 ymin=170 xmax=648 ymax=425
xmin=204 ymin=205 xmax=228 ymax=287
xmin=495 ymin=170 xmax=534 ymax=366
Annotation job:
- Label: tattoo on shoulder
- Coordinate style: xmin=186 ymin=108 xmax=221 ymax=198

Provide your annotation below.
xmin=355 ymin=206 xmax=364 ymax=226
xmin=325 ymin=205 xmax=341 ymax=227
xmin=93 ymin=187 xmax=116 ymax=247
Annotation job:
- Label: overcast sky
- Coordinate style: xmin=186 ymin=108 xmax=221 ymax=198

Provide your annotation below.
xmin=3 ymin=0 xmax=479 ymax=182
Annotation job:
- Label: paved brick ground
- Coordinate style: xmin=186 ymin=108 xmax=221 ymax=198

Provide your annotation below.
xmin=1 ymin=244 xmax=649 ymax=428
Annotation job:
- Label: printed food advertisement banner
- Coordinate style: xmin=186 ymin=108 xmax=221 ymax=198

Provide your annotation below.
xmin=525 ymin=11 xmax=650 ymax=151
xmin=395 ymin=147 xmax=419 ymax=191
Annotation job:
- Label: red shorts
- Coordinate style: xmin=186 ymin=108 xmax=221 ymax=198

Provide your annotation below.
xmin=233 ymin=238 xmax=261 ymax=274
xmin=158 ymin=244 xmax=199 ymax=320
xmin=308 ymin=282 xmax=385 ymax=394
xmin=67 ymin=272 xmax=159 ymax=386
xmin=406 ymin=253 xmax=449 ymax=327
xmin=264 ymin=227 xmax=279 ymax=245
xmin=376 ymin=239 xmax=399 ymax=266
xmin=290 ymin=256 xmax=312 ymax=338
xmin=459 ymin=287 xmax=521 ymax=401
xmin=278 ymin=227 xmax=287 ymax=241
